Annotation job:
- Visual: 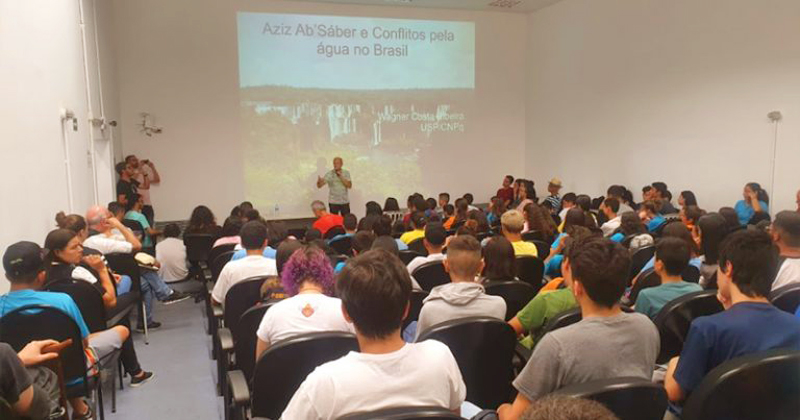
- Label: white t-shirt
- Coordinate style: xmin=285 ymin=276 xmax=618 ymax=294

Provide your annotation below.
xmin=133 ymin=164 xmax=155 ymax=205
xmin=155 ymin=237 xmax=189 ymax=282
xmin=211 ymin=255 xmax=277 ymax=304
xmin=772 ymin=257 xmax=800 ymax=291
xmin=71 ymin=266 xmax=99 ymax=284
xmin=601 ymin=216 xmax=622 ymax=237
xmin=256 ymin=293 xmax=353 ymax=346
xmin=407 ymin=253 xmax=446 ymax=275
xmin=83 ymin=233 xmax=133 ymax=255
xmin=281 ymin=340 xmax=466 ymax=420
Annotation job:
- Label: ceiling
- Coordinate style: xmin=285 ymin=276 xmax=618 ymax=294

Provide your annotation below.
xmin=286 ymin=0 xmax=565 ymax=13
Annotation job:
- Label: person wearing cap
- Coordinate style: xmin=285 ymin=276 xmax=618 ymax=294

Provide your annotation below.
xmin=1 ymin=242 xmax=132 ymax=419
xmin=544 ymin=178 xmax=563 ymax=213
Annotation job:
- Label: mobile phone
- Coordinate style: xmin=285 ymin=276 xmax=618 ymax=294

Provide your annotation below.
xmin=42 ymin=339 xmax=73 ymax=354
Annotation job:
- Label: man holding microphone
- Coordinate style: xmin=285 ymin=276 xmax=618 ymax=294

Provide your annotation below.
xmin=316 ymin=157 xmax=352 ymax=216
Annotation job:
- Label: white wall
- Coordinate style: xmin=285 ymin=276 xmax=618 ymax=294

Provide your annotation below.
xmin=112 ymin=0 xmax=528 ymax=221
xmin=526 ymin=0 xmax=800 ymax=213
xmin=0 ymin=0 xmax=118 ymax=293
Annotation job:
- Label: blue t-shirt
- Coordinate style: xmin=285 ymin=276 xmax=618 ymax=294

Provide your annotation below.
xmin=230 ymin=247 xmax=277 ymax=261
xmin=327 ymin=233 xmax=354 ymax=245
xmin=635 ymin=281 xmax=703 ymax=319
xmin=734 ymin=200 xmax=769 ymax=226
xmin=0 ymin=289 xmax=90 ymax=339
xmin=647 ymin=215 xmax=666 ymax=232
xmin=610 ymin=232 xmax=624 ymax=243
xmin=124 ymin=210 xmax=152 ymax=248
xmin=639 ymin=256 xmax=702 ymax=276
xmin=674 ymin=302 xmax=800 ymax=394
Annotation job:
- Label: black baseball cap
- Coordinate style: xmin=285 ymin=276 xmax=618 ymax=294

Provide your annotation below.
xmin=3 ymin=241 xmax=46 ymax=280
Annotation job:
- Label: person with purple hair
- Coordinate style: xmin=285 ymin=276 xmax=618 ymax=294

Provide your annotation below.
xmin=255 ymin=245 xmax=354 ymax=360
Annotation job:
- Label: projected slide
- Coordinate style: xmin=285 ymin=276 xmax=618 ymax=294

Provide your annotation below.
xmin=238 ymin=12 xmax=475 ymax=217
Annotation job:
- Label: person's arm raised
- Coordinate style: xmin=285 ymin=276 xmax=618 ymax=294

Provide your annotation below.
xmin=316 ymin=175 xmax=326 ymax=189
xmin=108 ymin=217 xmax=142 ymax=252
xmin=145 ymin=160 xmax=160 ymax=184
xmin=338 ymin=170 xmax=352 ymax=189
xmin=83 ymin=256 xmax=117 ymax=309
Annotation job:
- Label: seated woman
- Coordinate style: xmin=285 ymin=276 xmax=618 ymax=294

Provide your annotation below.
xmin=639 ymin=200 xmax=666 ymax=232
xmin=255 ymin=245 xmax=354 ymax=360
xmin=680 ymin=205 xmax=704 ymax=232
xmin=694 ymin=213 xmax=729 ymax=288
xmin=480 ymin=236 xmax=516 ymax=283
xmin=486 ymin=196 xmax=506 ymax=227
xmin=184 ymin=205 xmax=222 ymax=238
xmin=544 ymin=209 xmax=591 ymax=276
xmin=212 ymin=216 xmax=243 ymax=248
xmin=734 ymin=182 xmax=769 ymax=226
xmin=522 ymin=203 xmax=557 ymax=244
xmin=610 ymin=212 xmax=654 ymax=250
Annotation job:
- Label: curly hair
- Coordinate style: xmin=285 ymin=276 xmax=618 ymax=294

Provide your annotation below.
xmin=280 ymin=245 xmax=335 ymax=296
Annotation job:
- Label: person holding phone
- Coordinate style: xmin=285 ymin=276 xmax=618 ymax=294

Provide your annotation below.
xmin=316 ymin=156 xmax=352 ymax=216
xmin=125 ymin=155 xmax=161 ymax=226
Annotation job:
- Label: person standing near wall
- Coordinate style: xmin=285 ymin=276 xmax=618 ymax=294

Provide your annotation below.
xmin=316 ymin=156 xmax=352 ymax=216
xmin=126 ymin=155 xmax=160 ymax=226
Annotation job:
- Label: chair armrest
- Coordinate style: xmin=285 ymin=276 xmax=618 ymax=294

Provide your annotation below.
xmin=212 ymin=305 xmax=224 ymax=319
xmin=218 ymin=328 xmax=234 ymax=353
xmin=514 ymin=342 xmax=532 ymax=365
xmin=227 ymin=370 xmax=251 ymax=406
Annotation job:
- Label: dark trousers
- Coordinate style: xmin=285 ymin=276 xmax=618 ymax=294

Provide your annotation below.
xmin=329 ymin=203 xmax=350 ymax=216
xmin=117 ymin=313 xmax=142 ymax=376
xmin=142 ymin=205 xmax=155 ymax=226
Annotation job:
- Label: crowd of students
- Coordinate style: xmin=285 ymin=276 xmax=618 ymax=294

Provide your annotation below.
xmin=2 ymin=175 xmax=800 ymax=419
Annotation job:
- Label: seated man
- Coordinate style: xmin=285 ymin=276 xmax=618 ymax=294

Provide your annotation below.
xmin=640 ymin=200 xmax=666 ymax=233
xmin=1 ymin=242 xmax=131 ymax=419
xmin=372 ymin=215 xmax=408 ymax=251
xmin=281 ymin=249 xmax=466 ymax=418
xmin=328 ymin=213 xmax=357 ymax=243
xmin=400 ymin=211 xmax=427 ymax=245
xmin=211 ymin=221 xmax=277 ymax=306
xmin=84 ymin=205 xmax=190 ymax=330
xmin=1 ymin=340 xmax=63 ymax=420
xmin=635 ymin=237 xmax=702 ymax=319
xmin=415 ymin=235 xmax=506 ymax=339
xmin=407 ymin=223 xmax=447 ymax=273
xmin=123 ymin=193 xmax=161 ymax=252
xmin=501 ymin=210 xmax=538 ymax=257
xmin=311 ymin=200 xmax=344 ymax=237
xmin=155 ymin=223 xmax=189 ymax=283
xmin=599 ymin=198 xmax=621 ymax=237
xmin=770 ymin=211 xmax=800 ymax=290
xmin=498 ymin=236 xmax=658 ymax=419
xmin=664 ymin=229 xmax=800 ymax=405
xmin=334 ymin=231 xmax=375 ymax=274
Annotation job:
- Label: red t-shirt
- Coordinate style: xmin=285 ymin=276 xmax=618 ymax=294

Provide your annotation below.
xmin=312 ymin=213 xmax=344 ymax=235
xmin=497 ymin=187 xmax=514 ymax=203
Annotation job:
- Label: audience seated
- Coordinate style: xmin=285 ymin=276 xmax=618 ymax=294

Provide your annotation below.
xmin=769 ymin=211 xmax=800 ymax=290
xmin=281 ymin=249 xmax=466 ymax=418
xmin=211 ymin=221 xmax=277 ymax=306
xmin=184 ymin=205 xmax=222 ymax=238
xmin=678 ymin=190 xmax=698 ymax=210
xmin=545 ymin=209 xmax=593 ymax=276
xmin=255 ymin=245 xmax=353 ymax=360
xmin=664 ymin=229 xmax=800 ymax=406
xmin=400 ymin=211 xmax=427 ymax=245
xmin=372 ymin=214 xmax=408 ymax=251
xmin=607 ymin=185 xmax=634 ymax=215
xmin=437 ymin=192 xmax=450 ymax=214
xmin=520 ymin=395 xmax=619 ymax=420
xmin=329 ymin=213 xmax=357 ymax=243
xmin=651 ymin=182 xmax=678 ymax=215
xmin=498 ymin=236 xmax=658 ymax=419
xmin=155 ymin=223 xmax=189 ymax=283
xmin=523 ymin=203 xmax=557 ymax=244
xmin=634 ymin=237 xmax=702 ymax=319
xmin=694 ymin=213 xmax=728 ymax=287
xmin=371 ymin=235 xmax=400 ymax=256
xmin=442 ymin=203 xmax=456 ymax=229
xmin=516 ymin=180 xmax=536 ymax=212
xmin=124 ymin=193 xmax=161 ymax=251
xmin=639 ymin=200 xmax=666 ymax=233
xmin=634 ymin=221 xmax=702 ymax=278
xmin=0 ymin=340 xmax=64 ymax=420
xmin=415 ymin=235 xmax=506 ymax=339
xmin=407 ymin=223 xmax=447 ymax=274
xmin=600 ymin=198 xmax=621 ymax=237
xmin=679 ymin=205 xmax=703 ymax=232
xmin=1 ymin=242 xmax=132 ymax=418
xmin=497 ymin=175 xmax=515 ymax=207
xmin=334 ymin=231 xmax=376 ymax=274
xmin=558 ymin=193 xmax=577 ymax=222
xmin=609 ymin=212 xmax=653 ymax=250
xmin=734 ymin=182 xmax=770 ymax=226
xmin=501 ymin=210 xmax=538 ymax=257
xmin=213 ymin=216 xmax=243 ymax=248
xmin=480 ymin=237 xmax=516 ymax=283
xmin=311 ymin=200 xmax=344 ymax=237
xmin=487 ymin=196 xmax=507 ymax=226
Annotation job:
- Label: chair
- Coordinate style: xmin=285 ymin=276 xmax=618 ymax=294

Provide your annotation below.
xmin=652 ymin=290 xmax=724 ymax=364
xmin=403 ymin=289 xmax=429 ymax=331
xmin=553 ymin=377 xmax=668 ymax=420
xmin=530 ymin=240 xmax=551 ymax=260
xmin=411 ymin=261 xmax=450 ymax=292
xmin=329 ymin=235 xmax=353 ymax=256
xmin=0 ymin=306 xmax=104 ymax=419
xmin=627 ymin=268 xmax=660 ymax=305
xmin=324 ymin=226 xmax=346 ymax=240
xmin=769 ymin=283 xmax=800 ymax=314
xmin=105 ymin=253 xmax=150 ymax=345
xmin=628 ymin=246 xmax=655 ymax=284
xmin=210 ymin=250 xmax=236 ymax=283
xmin=541 ymin=307 xmax=582 ymax=335
xmin=407 ymin=238 xmax=428 ymax=256
xmin=485 ymin=281 xmax=536 ymax=321
xmin=515 ymin=257 xmax=544 ymax=292
xmin=682 ymin=348 xmax=800 ymax=420
xmin=207 ymin=243 xmax=237 ymax=267
xmin=682 ymin=265 xmax=701 ymax=283
xmin=121 ymin=219 xmax=144 ymax=239
xmin=418 ymin=317 xmax=516 ymax=408
xmin=184 ymin=234 xmax=216 ymax=280
xmin=227 ymin=332 xmax=359 ymax=420
xmin=339 ymin=406 xmax=462 ymax=420
xmin=399 ymin=250 xmax=423 ymax=265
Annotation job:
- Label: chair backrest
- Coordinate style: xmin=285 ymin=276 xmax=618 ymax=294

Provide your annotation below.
xmin=207 ymin=243 xmax=236 ymax=267
xmin=210 ymin=250 xmax=236 ymax=283
xmin=418 ymin=317 xmax=516 ymax=408
xmin=521 ymin=231 xmax=542 ymax=242
xmin=0 ymin=305 xmax=87 ymax=385
xmin=251 ymin=332 xmax=359 ymax=419
xmin=45 ymin=279 xmax=107 ymax=333
xmin=682 ymin=348 xmax=800 ymax=420
xmin=324 ymin=226 xmax=346 ymax=240
xmin=398 ymin=250 xmax=423 ymax=265
xmin=104 ymin=253 xmax=142 ymax=296
xmin=223 ymin=276 xmax=270 ymax=331
xmin=122 ymin=219 xmax=144 ymax=237
xmin=183 ymin=234 xmax=216 ymax=263
xmin=653 ymin=290 xmax=724 ymax=364
xmin=232 ymin=300 xmax=280 ymax=380
xmin=339 ymin=406 xmax=462 ymax=420
xmin=769 ymin=283 xmax=800 ymax=314
xmin=484 ymin=281 xmax=537 ymax=321
xmin=403 ymin=289 xmax=429 ymax=331
xmin=329 ymin=236 xmax=353 ymax=256
xmin=0 ymin=396 xmax=14 ymax=420
xmin=628 ymin=268 xmax=661 ymax=304
xmin=411 ymin=261 xmax=450 ymax=292
xmin=514 ymin=257 xmax=544 ymax=292
xmin=553 ymin=376 xmax=668 ymax=420
xmin=541 ymin=307 xmax=582 ymax=335
xmin=530 ymin=240 xmax=551 ymax=260
xmin=682 ymin=265 xmax=701 ymax=283
xmin=407 ymin=238 xmax=428 ymax=256
xmin=628 ymin=246 xmax=655 ymax=284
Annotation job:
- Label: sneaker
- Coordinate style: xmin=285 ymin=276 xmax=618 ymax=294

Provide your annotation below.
xmin=162 ymin=291 xmax=191 ymax=305
xmin=130 ymin=371 xmax=154 ymax=387
xmin=135 ymin=322 xmax=162 ymax=332
xmin=71 ymin=402 xmax=93 ymax=420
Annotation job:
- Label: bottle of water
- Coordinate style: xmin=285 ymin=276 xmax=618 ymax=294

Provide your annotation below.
xmin=274 ymin=203 xmax=280 ymax=218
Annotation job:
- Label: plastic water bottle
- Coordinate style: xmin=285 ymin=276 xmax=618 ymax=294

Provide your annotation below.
xmin=274 ymin=203 xmax=280 ymax=218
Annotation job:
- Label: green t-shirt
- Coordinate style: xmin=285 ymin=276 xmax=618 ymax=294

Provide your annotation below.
xmin=124 ymin=210 xmax=152 ymax=248
xmin=517 ymin=288 xmax=578 ymax=349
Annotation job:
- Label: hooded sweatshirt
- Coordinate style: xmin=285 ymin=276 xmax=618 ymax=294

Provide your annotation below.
xmin=415 ymin=282 xmax=506 ymax=341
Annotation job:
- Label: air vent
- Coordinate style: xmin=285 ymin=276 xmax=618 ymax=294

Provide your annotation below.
xmin=488 ymin=0 xmax=522 ymax=8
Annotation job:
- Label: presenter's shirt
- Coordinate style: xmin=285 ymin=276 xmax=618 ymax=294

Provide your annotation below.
xmin=324 ymin=169 xmax=350 ymax=204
